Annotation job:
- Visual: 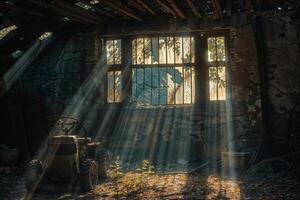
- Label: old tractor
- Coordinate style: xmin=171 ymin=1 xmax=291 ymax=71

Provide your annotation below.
xmin=25 ymin=117 xmax=111 ymax=192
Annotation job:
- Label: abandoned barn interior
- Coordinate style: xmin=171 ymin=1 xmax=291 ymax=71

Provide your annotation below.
xmin=0 ymin=0 xmax=300 ymax=199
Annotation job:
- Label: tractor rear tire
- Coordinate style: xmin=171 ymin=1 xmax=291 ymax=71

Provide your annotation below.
xmin=96 ymin=150 xmax=111 ymax=180
xmin=24 ymin=160 xmax=43 ymax=192
xmin=79 ymin=159 xmax=98 ymax=192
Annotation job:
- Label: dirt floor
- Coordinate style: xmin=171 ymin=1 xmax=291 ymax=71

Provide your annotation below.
xmin=1 ymin=165 xmax=300 ymax=200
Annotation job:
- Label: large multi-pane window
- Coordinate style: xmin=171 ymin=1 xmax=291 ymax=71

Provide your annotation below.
xmin=105 ymin=39 xmax=122 ymax=103
xmin=131 ymin=36 xmax=195 ymax=105
xmin=207 ymin=36 xmax=226 ymax=101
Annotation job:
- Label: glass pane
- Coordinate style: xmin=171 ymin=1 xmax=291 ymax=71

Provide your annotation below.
xmin=209 ymin=67 xmax=218 ymax=100
xmin=106 ymin=40 xmax=114 ymax=64
xmin=107 ymin=71 xmax=114 ymax=102
xmin=175 ymin=66 xmax=183 ymax=104
xmin=217 ymin=37 xmax=225 ymax=61
xmin=183 ymin=37 xmax=191 ymax=63
xmin=191 ymin=37 xmax=195 ymax=63
xmin=144 ymin=38 xmax=152 ymax=64
xmin=132 ymin=68 xmax=137 ymax=101
xmin=174 ymin=37 xmax=183 ymax=64
xmin=115 ymin=40 xmax=121 ymax=64
xmin=159 ymin=37 xmax=167 ymax=64
xmin=132 ymin=39 xmax=137 ymax=65
xmin=152 ymin=67 xmax=159 ymax=105
xmin=136 ymin=68 xmax=144 ymax=103
xmin=167 ymin=37 xmax=175 ymax=64
xmin=217 ymin=66 xmax=226 ymax=100
xmin=152 ymin=38 xmax=159 ymax=64
xmin=191 ymin=67 xmax=195 ymax=103
xmin=167 ymin=67 xmax=175 ymax=104
xmin=208 ymin=37 xmax=216 ymax=62
xmin=144 ymin=68 xmax=152 ymax=104
xmin=159 ymin=67 xmax=167 ymax=104
xmin=137 ymin=38 xmax=144 ymax=64
xmin=184 ymin=67 xmax=192 ymax=104
xmin=115 ymin=71 xmax=122 ymax=102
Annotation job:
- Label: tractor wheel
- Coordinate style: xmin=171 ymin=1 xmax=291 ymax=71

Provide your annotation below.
xmin=96 ymin=150 xmax=111 ymax=180
xmin=79 ymin=159 xmax=98 ymax=192
xmin=24 ymin=160 xmax=43 ymax=192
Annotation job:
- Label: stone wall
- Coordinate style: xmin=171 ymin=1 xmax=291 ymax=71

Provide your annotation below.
xmin=262 ymin=13 xmax=300 ymax=155
xmin=0 ymin=30 xmax=100 ymax=156
xmin=0 ymin=18 xmax=267 ymax=163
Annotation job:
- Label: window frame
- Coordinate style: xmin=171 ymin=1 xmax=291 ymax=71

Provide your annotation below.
xmin=101 ymin=31 xmax=230 ymax=106
xmin=104 ymin=38 xmax=122 ymax=104
xmin=204 ymin=32 xmax=230 ymax=102
xmin=130 ymin=34 xmax=196 ymax=106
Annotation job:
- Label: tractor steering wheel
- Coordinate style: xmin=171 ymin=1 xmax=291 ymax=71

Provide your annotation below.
xmin=55 ymin=116 xmax=88 ymax=138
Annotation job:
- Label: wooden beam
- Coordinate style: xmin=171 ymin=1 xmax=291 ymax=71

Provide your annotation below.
xmin=211 ymin=0 xmax=223 ymax=19
xmin=80 ymin=0 xmax=117 ymax=19
xmin=52 ymin=0 xmax=103 ymax=24
xmin=185 ymin=0 xmax=201 ymax=18
xmin=128 ymin=0 xmax=147 ymax=14
xmin=156 ymin=0 xmax=177 ymax=17
xmin=225 ymin=0 xmax=232 ymax=16
xmin=101 ymin=0 xmax=142 ymax=21
xmin=135 ymin=0 xmax=157 ymax=16
xmin=166 ymin=0 xmax=186 ymax=19
xmin=26 ymin=0 xmax=96 ymax=25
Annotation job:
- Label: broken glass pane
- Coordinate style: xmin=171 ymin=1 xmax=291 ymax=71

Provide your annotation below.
xmin=217 ymin=37 xmax=225 ymax=61
xmin=175 ymin=67 xmax=183 ymax=104
xmin=167 ymin=37 xmax=175 ymax=64
xmin=132 ymin=40 xmax=137 ymax=65
xmin=115 ymin=71 xmax=122 ymax=102
xmin=144 ymin=68 xmax=152 ymax=104
xmin=132 ymin=68 xmax=137 ymax=101
xmin=209 ymin=66 xmax=226 ymax=100
xmin=174 ymin=37 xmax=183 ymax=64
xmin=107 ymin=71 xmax=114 ymax=102
xmin=106 ymin=40 xmax=114 ymax=65
xmin=167 ymin=67 xmax=175 ymax=104
xmin=152 ymin=67 xmax=159 ymax=105
xmin=136 ymin=68 xmax=144 ymax=102
xmin=184 ymin=67 xmax=192 ymax=104
xmin=115 ymin=40 xmax=122 ymax=64
xmin=183 ymin=37 xmax=191 ymax=63
xmin=137 ymin=38 xmax=144 ymax=64
xmin=151 ymin=37 xmax=159 ymax=64
xmin=208 ymin=37 xmax=216 ymax=62
xmin=144 ymin=38 xmax=152 ymax=64
xmin=159 ymin=67 xmax=167 ymax=104
xmin=191 ymin=37 xmax=195 ymax=63
xmin=159 ymin=37 xmax=167 ymax=64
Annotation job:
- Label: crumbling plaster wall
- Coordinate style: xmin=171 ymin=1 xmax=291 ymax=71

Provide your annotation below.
xmin=261 ymin=13 xmax=300 ymax=155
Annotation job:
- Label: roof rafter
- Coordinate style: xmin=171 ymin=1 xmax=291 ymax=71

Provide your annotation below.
xmin=185 ymin=0 xmax=202 ymax=18
xmin=156 ymin=0 xmax=177 ymax=17
xmin=166 ymin=0 xmax=186 ymax=19
xmin=101 ymin=0 xmax=142 ymax=21
xmin=135 ymin=0 xmax=157 ymax=16
xmin=211 ymin=0 xmax=223 ymax=19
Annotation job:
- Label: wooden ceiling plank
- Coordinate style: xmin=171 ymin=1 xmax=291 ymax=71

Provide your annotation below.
xmin=101 ymin=0 xmax=142 ymax=21
xmin=167 ymin=0 xmax=186 ymax=19
xmin=129 ymin=0 xmax=147 ymax=14
xmin=81 ymin=0 xmax=117 ymax=19
xmin=52 ymin=0 xmax=102 ymax=24
xmin=27 ymin=0 xmax=94 ymax=25
xmin=211 ymin=0 xmax=223 ymax=19
xmin=185 ymin=0 xmax=201 ymax=18
xmin=135 ymin=0 xmax=157 ymax=15
xmin=156 ymin=0 xmax=177 ymax=17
